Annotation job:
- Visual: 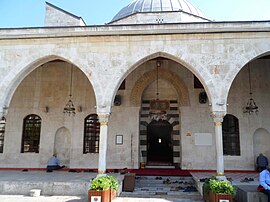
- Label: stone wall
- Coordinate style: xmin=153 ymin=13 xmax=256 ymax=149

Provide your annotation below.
xmin=0 ymin=23 xmax=270 ymax=170
xmin=45 ymin=2 xmax=85 ymax=27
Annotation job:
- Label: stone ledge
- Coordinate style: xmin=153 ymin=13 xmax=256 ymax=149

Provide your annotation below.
xmin=0 ymin=181 xmax=90 ymax=196
xmin=235 ymin=185 xmax=267 ymax=202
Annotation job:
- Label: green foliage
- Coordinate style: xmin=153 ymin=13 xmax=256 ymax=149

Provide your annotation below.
xmin=90 ymin=175 xmax=120 ymax=191
xmin=203 ymin=177 xmax=215 ymax=195
xmin=209 ymin=178 xmax=236 ymax=195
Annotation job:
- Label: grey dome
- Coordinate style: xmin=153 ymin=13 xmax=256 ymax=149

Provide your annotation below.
xmin=111 ymin=0 xmax=206 ymax=22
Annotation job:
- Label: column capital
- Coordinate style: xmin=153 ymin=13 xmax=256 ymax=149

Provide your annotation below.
xmin=98 ymin=113 xmax=110 ymax=126
xmin=211 ymin=111 xmax=226 ymax=123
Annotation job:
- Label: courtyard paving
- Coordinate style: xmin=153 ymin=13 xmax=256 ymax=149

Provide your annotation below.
xmin=0 ymin=195 xmax=203 ymax=202
xmin=0 ymin=170 xmax=260 ymax=202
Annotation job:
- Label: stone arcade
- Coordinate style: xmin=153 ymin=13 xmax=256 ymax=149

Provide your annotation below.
xmin=0 ymin=0 xmax=270 ymax=178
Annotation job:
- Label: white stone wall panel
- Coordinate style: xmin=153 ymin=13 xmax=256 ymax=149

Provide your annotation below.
xmin=0 ymin=23 xmax=270 ymax=170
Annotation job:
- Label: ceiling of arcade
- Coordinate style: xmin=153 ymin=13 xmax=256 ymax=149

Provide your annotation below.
xmin=8 ymin=60 xmax=96 ymax=116
xmin=227 ymin=56 xmax=270 ymax=116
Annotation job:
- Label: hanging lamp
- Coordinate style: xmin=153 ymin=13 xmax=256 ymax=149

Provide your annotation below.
xmin=149 ymin=58 xmax=169 ymax=120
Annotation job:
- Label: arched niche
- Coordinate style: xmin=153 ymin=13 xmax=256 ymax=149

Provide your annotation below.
xmin=253 ymin=128 xmax=270 ymax=163
xmin=54 ymin=127 xmax=71 ymax=167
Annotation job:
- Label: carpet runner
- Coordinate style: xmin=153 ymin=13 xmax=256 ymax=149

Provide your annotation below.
xmin=127 ymin=168 xmax=191 ymax=176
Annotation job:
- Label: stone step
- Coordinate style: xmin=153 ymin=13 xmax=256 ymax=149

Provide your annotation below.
xmin=121 ymin=192 xmax=203 ymax=201
xmin=135 ymin=186 xmax=195 ymax=191
xmin=135 ymin=176 xmax=193 ymax=180
xmin=136 ymin=181 xmax=194 ymax=186
xmin=121 ymin=191 xmax=201 ymax=197
xmin=121 ymin=175 xmax=201 ymax=200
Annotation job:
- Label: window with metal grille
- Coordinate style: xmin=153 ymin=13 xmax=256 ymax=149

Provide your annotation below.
xmin=21 ymin=114 xmax=41 ymax=153
xmin=0 ymin=117 xmax=6 ymax=153
xmin=83 ymin=114 xmax=100 ymax=153
xmin=222 ymin=114 xmax=240 ymax=156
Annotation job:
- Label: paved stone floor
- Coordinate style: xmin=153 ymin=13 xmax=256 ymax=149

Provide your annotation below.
xmin=0 ymin=170 xmax=260 ymax=202
xmin=0 ymin=195 xmax=85 ymax=202
xmin=0 ymin=195 xmax=203 ymax=202
xmin=191 ymin=171 xmax=259 ymax=186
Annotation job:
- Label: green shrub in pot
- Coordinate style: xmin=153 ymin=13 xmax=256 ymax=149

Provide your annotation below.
xmin=209 ymin=178 xmax=236 ymax=195
xmin=90 ymin=175 xmax=119 ymax=191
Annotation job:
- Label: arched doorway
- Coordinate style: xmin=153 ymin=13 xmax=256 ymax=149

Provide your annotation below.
xmin=132 ymin=58 xmax=191 ymax=168
xmin=147 ymin=119 xmax=173 ymax=166
xmin=54 ymin=127 xmax=71 ymax=167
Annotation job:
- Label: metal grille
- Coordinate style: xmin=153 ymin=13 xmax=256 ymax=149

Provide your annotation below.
xmin=21 ymin=114 xmax=41 ymax=153
xmin=222 ymin=114 xmax=240 ymax=156
xmin=83 ymin=114 xmax=100 ymax=153
xmin=0 ymin=117 xmax=6 ymax=153
xmin=0 ymin=126 xmax=5 ymax=153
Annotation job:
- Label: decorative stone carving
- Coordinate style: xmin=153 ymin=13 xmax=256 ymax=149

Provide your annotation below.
xmin=211 ymin=111 xmax=226 ymax=123
xmin=98 ymin=113 xmax=110 ymax=126
xmin=130 ymin=68 xmax=190 ymax=106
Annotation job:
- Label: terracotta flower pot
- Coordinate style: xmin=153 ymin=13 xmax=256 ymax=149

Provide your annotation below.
xmin=88 ymin=190 xmax=111 ymax=202
xmin=209 ymin=191 xmax=233 ymax=202
xmin=110 ymin=190 xmax=117 ymax=200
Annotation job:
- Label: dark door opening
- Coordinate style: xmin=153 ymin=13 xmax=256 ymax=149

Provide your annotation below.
xmin=147 ymin=120 xmax=173 ymax=166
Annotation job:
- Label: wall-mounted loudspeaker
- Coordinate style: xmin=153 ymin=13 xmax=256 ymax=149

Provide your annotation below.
xmin=114 ymin=95 xmax=121 ymax=106
xmin=199 ymin=92 xmax=207 ymax=104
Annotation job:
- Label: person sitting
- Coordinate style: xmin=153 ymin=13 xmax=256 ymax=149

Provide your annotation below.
xmin=257 ymin=153 xmax=269 ymax=172
xmin=47 ymin=154 xmax=65 ymax=172
xmin=258 ymin=165 xmax=270 ymax=202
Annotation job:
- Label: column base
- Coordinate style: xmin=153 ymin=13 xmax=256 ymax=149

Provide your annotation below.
xmin=216 ymin=173 xmax=227 ymax=180
xmin=97 ymin=170 xmax=106 ymax=177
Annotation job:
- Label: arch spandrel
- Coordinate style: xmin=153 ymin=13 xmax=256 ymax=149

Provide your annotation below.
xmin=130 ymin=68 xmax=190 ymax=106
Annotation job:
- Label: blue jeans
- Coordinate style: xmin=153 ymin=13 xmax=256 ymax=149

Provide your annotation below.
xmin=47 ymin=165 xmax=63 ymax=171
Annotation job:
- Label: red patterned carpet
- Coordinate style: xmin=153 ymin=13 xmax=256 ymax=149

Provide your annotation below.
xmin=127 ymin=168 xmax=191 ymax=176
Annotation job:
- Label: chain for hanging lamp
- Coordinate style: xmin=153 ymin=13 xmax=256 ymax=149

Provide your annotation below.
xmin=244 ymin=63 xmax=258 ymax=115
xmin=149 ymin=58 xmax=170 ymax=121
xmin=63 ymin=65 xmax=76 ymax=116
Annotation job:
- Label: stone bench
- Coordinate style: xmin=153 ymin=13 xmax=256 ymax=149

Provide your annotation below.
xmin=235 ymin=185 xmax=267 ymax=202
xmin=30 ymin=189 xmax=41 ymax=197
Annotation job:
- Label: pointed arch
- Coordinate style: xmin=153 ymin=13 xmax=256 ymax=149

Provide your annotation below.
xmin=124 ymin=52 xmax=208 ymax=88
xmin=225 ymin=50 xmax=270 ymax=100
xmin=117 ymin=52 xmax=211 ymax=107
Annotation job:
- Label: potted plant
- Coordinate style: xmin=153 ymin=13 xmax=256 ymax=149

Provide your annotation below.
xmin=208 ymin=177 xmax=236 ymax=202
xmin=88 ymin=175 xmax=120 ymax=202
xmin=202 ymin=177 xmax=212 ymax=202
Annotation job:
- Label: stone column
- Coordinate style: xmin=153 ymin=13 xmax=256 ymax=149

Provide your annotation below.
xmin=97 ymin=113 xmax=110 ymax=175
xmin=211 ymin=111 xmax=226 ymax=178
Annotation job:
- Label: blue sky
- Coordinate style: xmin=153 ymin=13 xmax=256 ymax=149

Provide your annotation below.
xmin=0 ymin=0 xmax=270 ymax=28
